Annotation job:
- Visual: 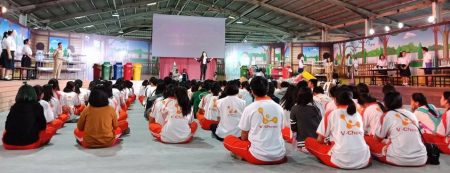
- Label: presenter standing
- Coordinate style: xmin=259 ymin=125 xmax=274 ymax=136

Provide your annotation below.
xmin=195 ymin=51 xmax=213 ymax=81
xmin=53 ymin=42 xmax=64 ymax=79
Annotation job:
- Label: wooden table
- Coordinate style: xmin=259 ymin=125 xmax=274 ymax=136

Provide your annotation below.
xmin=368 ymin=68 xmax=399 ymax=85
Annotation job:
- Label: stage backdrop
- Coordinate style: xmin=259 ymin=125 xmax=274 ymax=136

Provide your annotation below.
xmin=159 ymin=57 xmax=217 ymax=80
xmin=0 ymin=17 xmax=31 ymax=59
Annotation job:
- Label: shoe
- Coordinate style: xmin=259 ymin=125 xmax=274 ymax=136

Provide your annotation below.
xmin=123 ymin=127 xmax=131 ymax=135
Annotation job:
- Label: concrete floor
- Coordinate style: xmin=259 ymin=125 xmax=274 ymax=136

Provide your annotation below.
xmin=0 ymin=103 xmax=449 ymax=173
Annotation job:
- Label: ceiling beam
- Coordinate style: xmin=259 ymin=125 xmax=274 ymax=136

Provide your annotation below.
xmin=15 ymin=0 xmax=79 ymax=12
xmin=41 ymin=0 xmax=168 ymax=24
xmin=226 ymin=0 xmax=269 ymax=25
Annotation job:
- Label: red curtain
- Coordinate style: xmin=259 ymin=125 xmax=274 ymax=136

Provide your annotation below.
xmin=159 ymin=57 xmax=217 ymax=80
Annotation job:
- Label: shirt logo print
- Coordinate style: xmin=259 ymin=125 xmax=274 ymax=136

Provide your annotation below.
xmin=340 ymin=114 xmax=360 ymax=129
xmin=258 ymin=107 xmax=278 ymax=124
xmin=395 ymin=114 xmax=411 ymax=126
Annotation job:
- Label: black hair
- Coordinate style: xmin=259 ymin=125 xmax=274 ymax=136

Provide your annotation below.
xmin=88 ymin=81 xmax=96 ymax=90
xmin=191 ymin=81 xmax=199 ymax=93
xmin=349 ymin=85 xmax=359 ymax=99
xmin=313 ymin=86 xmax=325 ymax=94
xmin=202 ymin=80 xmax=213 ymax=91
xmin=154 ymin=80 xmax=166 ymax=96
xmin=309 ymin=79 xmax=318 ymax=88
xmin=74 ymin=79 xmax=82 ymax=94
xmin=42 ymin=84 xmax=53 ymax=102
xmin=356 ymin=83 xmax=369 ymax=95
xmin=444 ymin=91 xmax=450 ymax=110
xmin=358 ymin=93 xmax=386 ymax=112
xmin=379 ymin=54 xmax=385 ymax=60
xmin=412 ymin=93 xmax=438 ymax=117
xmin=268 ymin=82 xmax=276 ymax=96
xmin=142 ymin=80 xmax=149 ymax=87
xmin=329 ymin=85 xmax=338 ymax=98
xmin=58 ymin=42 xmax=62 ymax=46
xmin=335 ymin=86 xmax=356 ymax=115
xmin=250 ymin=76 xmax=268 ymax=97
xmin=297 ymin=53 xmax=304 ymax=59
xmin=281 ymin=81 xmax=290 ymax=88
xmin=164 ymin=84 xmax=176 ymax=98
xmin=210 ymin=82 xmax=222 ymax=96
xmin=297 ymin=87 xmax=313 ymax=106
xmin=296 ymin=80 xmax=308 ymax=89
xmin=382 ymin=84 xmax=396 ymax=96
xmin=281 ymin=85 xmax=298 ymax=111
xmin=33 ymin=85 xmax=43 ymax=101
xmin=63 ymin=81 xmax=75 ymax=93
xmin=422 ymin=47 xmax=428 ymax=52
xmin=272 ymin=81 xmax=278 ymax=89
xmin=224 ymin=83 xmax=239 ymax=96
xmin=149 ymin=77 xmax=158 ymax=85
xmin=88 ymin=88 xmax=110 ymax=107
xmin=163 ymin=77 xmax=173 ymax=86
xmin=15 ymin=82 xmax=37 ymax=103
xmin=398 ymin=51 xmax=404 ymax=58
xmin=174 ymin=86 xmax=191 ymax=116
xmin=384 ymin=91 xmax=403 ymax=111
xmin=23 ymin=39 xmax=29 ymax=44
xmin=2 ymin=32 xmax=7 ymax=39
xmin=48 ymin=78 xmax=60 ymax=91
xmin=323 ymin=52 xmax=331 ymax=61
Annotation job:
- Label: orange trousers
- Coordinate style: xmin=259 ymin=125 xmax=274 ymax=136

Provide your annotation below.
xmin=74 ymin=128 xmax=121 ymax=148
xmin=118 ymin=120 xmax=129 ymax=133
xmin=282 ymin=127 xmax=292 ymax=143
xmin=58 ymin=113 xmax=70 ymax=123
xmin=74 ymin=105 xmax=86 ymax=115
xmin=364 ymin=136 xmax=394 ymax=165
xmin=138 ymin=96 xmax=145 ymax=105
xmin=48 ymin=119 xmax=64 ymax=129
xmin=149 ymin=122 xmax=198 ymax=144
xmin=197 ymin=112 xmax=219 ymax=130
xmin=305 ymin=137 xmax=338 ymax=168
xmin=3 ymin=126 xmax=57 ymax=150
xmin=422 ymin=133 xmax=450 ymax=154
xmin=223 ymin=135 xmax=287 ymax=165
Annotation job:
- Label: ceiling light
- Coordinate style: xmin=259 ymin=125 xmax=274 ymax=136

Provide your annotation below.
xmin=112 ymin=13 xmax=119 ymax=17
xmin=118 ymin=30 xmax=124 ymax=34
xmin=236 ymin=21 xmax=243 ymax=24
xmin=228 ymin=16 xmax=235 ymax=19
xmin=384 ymin=26 xmax=390 ymax=32
xmin=1 ymin=6 xmax=7 ymax=13
xmin=427 ymin=16 xmax=435 ymax=23
xmin=369 ymin=28 xmax=375 ymax=35
xmin=83 ymin=25 xmax=94 ymax=28
xmin=243 ymin=39 xmax=247 ymax=43
xmin=398 ymin=22 xmax=404 ymax=29
xmin=147 ymin=2 xmax=157 ymax=6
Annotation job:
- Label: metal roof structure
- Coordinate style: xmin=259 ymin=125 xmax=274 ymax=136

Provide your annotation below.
xmin=1 ymin=0 xmax=450 ymax=43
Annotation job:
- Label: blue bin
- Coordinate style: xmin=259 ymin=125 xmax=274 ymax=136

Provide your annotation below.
xmin=113 ymin=63 xmax=123 ymax=80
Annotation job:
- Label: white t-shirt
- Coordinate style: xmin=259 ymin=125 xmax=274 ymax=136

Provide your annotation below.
xmin=149 ymin=97 xmax=165 ymax=125
xmin=314 ymin=94 xmax=332 ymax=111
xmin=414 ymin=104 xmax=440 ymax=134
xmin=377 ymin=59 xmax=387 ymax=67
xmin=61 ymin=92 xmax=81 ymax=116
xmin=202 ymin=56 xmax=207 ymax=64
xmin=238 ymin=97 xmax=286 ymax=162
xmin=145 ymin=86 xmax=157 ymax=97
xmin=22 ymin=45 xmax=32 ymax=56
xmin=78 ymin=88 xmax=89 ymax=104
xmin=198 ymin=93 xmax=212 ymax=113
xmin=298 ymin=57 xmax=304 ymax=68
xmin=215 ymin=95 xmax=246 ymax=138
xmin=108 ymin=98 xmax=120 ymax=118
xmin=375 ymin=109 xmax=427 ymax=166
xmin=49 ymin=97 xmax=62 ymax=117
xmin=437 ymin=110 xmax=450 ymax=136
xmin=6 ymin=36 xmax=16 ymax=51
xmin=316 ymin=108 xmax=371 ymax=169
xmin=160 ymin=98 xmax=194 ymax=143
xmin=238 ymin=89 xmax=253 ymax=106
xmin=138 ymin=86 xmax=146 ymax=96
xmin=361 ymin=103 xmax=383 ymax=136
xmin=39 ymin=100 xmax=55 ymax=123
xmin=113 ymin=88 xmax=125 ymax=106
xmin=205 ymin=95 xmax=220 ymax=121
xmin=325 ymin=100 xmax=337 ymax=115
xmin=422 ymin=52 xmax=432 ymax=67
xmin=1 ymin=38 xmax=8 ymax=49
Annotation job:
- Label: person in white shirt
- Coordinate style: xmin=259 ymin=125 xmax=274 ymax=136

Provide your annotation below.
xmin=211 ymin=83 xmax=246 ymax=141
xmin=223 ymin=76 xmax=287 ymax=165
xmin=98 ymin=80 xmax=129 ymax=134
xmin=274 ymin=81 xmax=289 ymax=100
xmin=357 ymin=93 xmax=384 ymax=136
xmin=377 ymin=54 xmax=388 ymax=85
xmin=34 ymin=85 xmax=64 ymax=130
xmin=61 ymin=81 xmax=82 ymax=123
xmin=324 ymin=86 xmax=338 ymax=116
xmin=436 ymin=91 xmax=450 ymax=154
xmin=397 ymin=51 xmax=411 ymax=86
xmin=195 ymin=51 xmax=213 ymax=81
xmin=422 ymin=47 xmax=433 ymax=86
xmin=21 ymin=39 xmax=33 ymax=80
xmin=149 ymin=85 xmax=198 ymax=144
xmin=297 ymin=53 xmax=305 ymax=74
xmin=238 ymin=81 xmax=253 ymax=106
xmin=0 ymin=30 xmax=16 ymax=80
xmin=366 ymin=92 xmax=427 ymax=166
xmin=313 ymin=86 xmax=332 ymax=111
xmin=48 ymin=78 xmax=65 ymax=121
xmin=145 ymin=77 xmax=158 ymax=102
xmin=199 ymin=82 xmax=221 ymax=130
xmin=411 ymin=93 xmax=441 ymax=136
xmin=306 ymin=86 xmax=371 ymax=169
xmin=280 ymin=85 xmax=298 ymax=143
xmin=138 ymin=80 xmax=149 ymax=105
xmin=74 ymin=79 xmax=87 ymax=115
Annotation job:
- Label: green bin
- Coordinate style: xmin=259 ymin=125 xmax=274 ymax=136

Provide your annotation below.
xmin=240 ymin=66 xmax=248 ymax=78
xmin=102 ymin=62 xmax=112 ymax=80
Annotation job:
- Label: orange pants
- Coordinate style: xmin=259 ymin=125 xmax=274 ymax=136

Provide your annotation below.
xmin=138 ymin=96 xmax=145 ymax=104
xmin=425 ymin=134 xmax=450 ymax=154
xmin=149 ymin=122 xmax=198 ymax=144
xmin=118 ymin=120 xmax=129 ymax=133
xmin=3 ymin=126 xmax=57 ymax=150
xmin=126 ymin=97 xmax=133 ymax=107
xmin=223 ymin=135 xmax=287 ymax=165
xmin=58 ymin=113 xmax=70 ymax=123
xmin=305 ymin=137 xmax=338 ymax=168
xmin=48 ymin=119 xmax=64 ymax=129
xmin=119 ymin=111 xmax=128 ymax=121
xmin=74 ymin=105 xmax=86 ymax=115
xmin=197 ymin=112 xmax=219 ymax=130
xmin=364 ymin=136 xmax=394 ymax=165
xmin=74 ymin=128 xmax=121 ymax=148
xmin=282 ymin=127 xmax=292 ymax=143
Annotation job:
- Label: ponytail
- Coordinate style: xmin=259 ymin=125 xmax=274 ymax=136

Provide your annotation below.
xmin=174 ymin=86 xmax=191 ymax=116
xmin=412 ymin=93 xmax=438 ymax=117
xmin=336 ymin=85 xmax=356 ymax=115
xmin=74 ymin=83 xmax=81 ymax=94
xmin=347 ymin=100 xmax=356 ymax=115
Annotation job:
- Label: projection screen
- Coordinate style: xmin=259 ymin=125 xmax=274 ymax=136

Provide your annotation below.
xmin=152 ymin=14 xmax=226 ymax=58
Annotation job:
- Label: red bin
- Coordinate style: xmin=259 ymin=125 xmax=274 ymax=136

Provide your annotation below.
xmin=93 ymin=64 xmax=102 ymax=80
xmin=282 ymin=66 xmax=292 ymax=79
xmin=123 ymin=63 xmax=133 ymax=80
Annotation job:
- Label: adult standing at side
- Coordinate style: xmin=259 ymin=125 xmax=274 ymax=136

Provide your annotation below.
xmin=195 ymin=51 xmax=213 ymax=81
xmin=21 ymin=39 xmax=33 ymax=80
xmin=422 ymin=47 xmax=433 ymax=86
xmin=52 ymin=42 xmax=64 ymax=79
xmin=1 ymin=30 xmax=16 ymax=81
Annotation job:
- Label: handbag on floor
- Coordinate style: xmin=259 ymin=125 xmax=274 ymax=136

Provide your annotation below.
xmin=394 ymin=110 xmax=440 ymax=165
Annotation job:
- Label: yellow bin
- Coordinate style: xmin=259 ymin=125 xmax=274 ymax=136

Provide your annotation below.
xmin=132 ymin=63 xmax=142 ymax=80
xmin=302 ymin=71 xmax=316 ymax=80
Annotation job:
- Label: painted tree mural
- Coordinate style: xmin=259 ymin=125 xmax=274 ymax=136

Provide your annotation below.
xmin=440 ymin=24 xmax=450 ymax=63
xmin=378 ymin=35 xmax=390 ymax=57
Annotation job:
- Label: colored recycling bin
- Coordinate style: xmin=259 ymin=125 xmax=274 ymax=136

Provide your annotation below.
xmin=240 ymin=66 xmax=248 ymax=78
xmin=124 ymin=63 xmax=133 ymax=80
xmin=133 ymin=63 xmax=142 ymax=80
xmin=102 ymin=62 xmax=112 ymax=80
xmin=93 ymin=63 xmax=102 ymax=80
xmin=113 ymin=62 xmax=123 ymax=80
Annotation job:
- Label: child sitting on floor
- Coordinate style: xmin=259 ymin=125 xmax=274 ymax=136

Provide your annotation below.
xmin=34 ymin=85 xmax=64 ymax=129
xmin=61 ymin=81 xmax=82 ymax=123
